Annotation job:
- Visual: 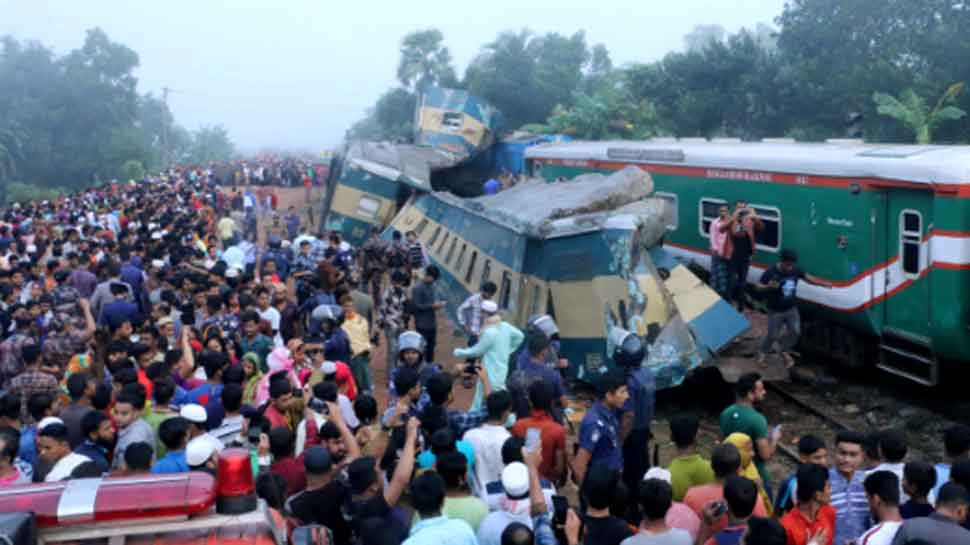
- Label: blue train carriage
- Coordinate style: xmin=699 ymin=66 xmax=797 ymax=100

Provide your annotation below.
xmin=414 ymin=86 xmax=503 ymax=158
xmin=321 ymin=140 xmax=457 ymax=247
xmin=385 ymin=166 xmax=750 ymax=389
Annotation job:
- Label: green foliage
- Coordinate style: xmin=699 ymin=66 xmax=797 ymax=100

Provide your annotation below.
xmin=120 ymin=160 xmax=145 ymax=182
xmin=0 ymin=29 xmax=235 ymax=190
xmin=6 ymin=182 xmax=66 ymax=204
xmin=547 ymin=78 xmax=663 ymax=140
xmin=397 ymin=29 xmax=458 ymax=92
xmin=185 ymin=125 xmax=235 ymax=165
xmin=873 ymin=85 xmax=966 ymax=144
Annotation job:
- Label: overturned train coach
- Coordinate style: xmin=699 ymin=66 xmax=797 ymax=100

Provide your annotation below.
xmin=322 ymin=87 xmax=503 ymax=247
xmin=386 ymin=167 xmax=750 ymax=389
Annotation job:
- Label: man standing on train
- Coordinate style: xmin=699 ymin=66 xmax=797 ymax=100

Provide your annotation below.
xmin=754 ymin=249 xmax=833 ymax=368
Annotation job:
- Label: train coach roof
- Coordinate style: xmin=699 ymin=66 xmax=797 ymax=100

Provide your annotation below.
xmin=524 ymin=139 xmax=970 ymax=184
xmin=430 ymin=166 xmax=667 ymax=238
xmin=345 ymin=140 xmax=463 ymax=191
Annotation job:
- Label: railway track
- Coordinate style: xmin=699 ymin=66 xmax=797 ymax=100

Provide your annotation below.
xmin=763 ymin=382 xmax=851 ymax=465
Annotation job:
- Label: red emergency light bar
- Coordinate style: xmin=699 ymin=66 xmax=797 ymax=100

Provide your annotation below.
xmin=0 ymin=449 xmax=257 ymax=527
xmin=0 ymin=472 xmax=216 ymax=527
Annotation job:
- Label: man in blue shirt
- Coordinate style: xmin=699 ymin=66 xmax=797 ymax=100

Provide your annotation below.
xmin=507 ymin=333 xmax=567 ymax=423
xmin=404 ymin=471 xmax=477 ymax=545
xmin=574 ymin=370 xmax=628 ymax=485
xmin=830 ymin=430 xmax=871 ymax=545
xmin=932 ymin=424 xmax=970 ymax=503
xmin=151 ymin=417 xmax=190 ymax=474
xmin=98 ymin=282 xmax=142 ymax=328
xmin=74 ymin=411 xmax=114 ymax=474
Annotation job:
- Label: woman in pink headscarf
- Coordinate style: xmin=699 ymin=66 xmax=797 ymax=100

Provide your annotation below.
xmin=254 ymin=346 xmax=301 ymax=405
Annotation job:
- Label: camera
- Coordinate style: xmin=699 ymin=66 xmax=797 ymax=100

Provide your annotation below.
xmin=307 ymin=397 xmax=329 ymax=415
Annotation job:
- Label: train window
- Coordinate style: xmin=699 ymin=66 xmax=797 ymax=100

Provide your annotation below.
xmin=445 ymin=237 xmax=458 ymax=265
xmin=442 ymin=112 xmax=463 ymax=132
xmin=455 ymin=243 xmax=467 ymax=272
xmin=429 ymin=226 xmax=442 ymax=247
xmin=481 ymin=259 xmax=492 ymax=285
xmin=438 ymin=232 xmax=450 ymax=254
xmin=530 ymin=284 xmax=541 ymax=316
xmin=698 ymin=198 xmax=728 ymax=238
xmin=500 ymin=271 xmax=512 ymax=309
xmin=655 ymin=192 xmax=678 ymax=230
xmin=355 ymin=196 xmax=381 ymax=219
xmin=465 ymin=251 xmax=478 ymax=283
xmin=415 ymin=218 xmax=429 ymax=235
xmin=900 ymin=210 xmax=922 ymax=278
xmin=751 ymin=206 xmax=781 ymax=252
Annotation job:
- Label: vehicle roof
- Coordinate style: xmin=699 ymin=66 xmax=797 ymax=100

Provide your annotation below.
xmin=344 ymin=140 xmax=462 ymax=191
xmin=524 ymin=139 xmax=970 ymax=184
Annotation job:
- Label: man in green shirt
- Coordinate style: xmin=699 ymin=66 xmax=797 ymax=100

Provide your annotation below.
xmin=143 ymin=378 xmax=178 ymax=458
xmin=238 ymin=311 xmax=273 ymax=371
xmin=668 ymin=414 xmax=715 ymax=501
xmin=719 ymin=372 xmax=780 ymax=488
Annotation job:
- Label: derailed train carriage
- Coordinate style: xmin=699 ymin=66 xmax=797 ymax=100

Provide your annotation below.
xmin=385 ymin=167 xmax=750 ymax=388
xmin=321 ymin=87 xmax=503 ymax=246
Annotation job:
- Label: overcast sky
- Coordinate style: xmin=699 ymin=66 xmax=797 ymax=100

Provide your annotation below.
xmin=3 ymin=0 xmax=785 ymax=152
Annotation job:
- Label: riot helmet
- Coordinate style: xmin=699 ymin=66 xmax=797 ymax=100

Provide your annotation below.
xmin=398 ymin=331 xmax=426 ymax=365
xmin=609 ymin=327 xmax=645 ymax=368
xmin=527 ymin=314 xmax=560 ymax=340
xmin=312 ymin=304 xmax=344 ymax=330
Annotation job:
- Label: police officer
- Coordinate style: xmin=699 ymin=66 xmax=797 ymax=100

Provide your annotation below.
xmin=311 ymin=305 xmax=351 ymax=364
xmin=574 ymin=369 xmax=629 ymax=486
xmin=387 ymin=331 xmax=442 ymax=402
xmin=507 ymin=315 xmax=569 ymax=423
xmin=611 ymin=327 xmax=656 ymax=496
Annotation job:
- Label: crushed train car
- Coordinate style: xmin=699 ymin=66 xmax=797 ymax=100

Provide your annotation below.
xmin=385 ymin=166 xmax=750 ymax=389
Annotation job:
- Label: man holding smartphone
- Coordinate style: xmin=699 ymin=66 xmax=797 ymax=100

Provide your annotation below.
xmin=721 ymin=200 xmax=763 ymax=312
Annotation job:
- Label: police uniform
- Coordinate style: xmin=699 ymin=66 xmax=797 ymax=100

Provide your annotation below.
xmin=622 ymin=366 xmax=656 ymax=492
xmin=578 ymin=400 xmax=623 ymax=472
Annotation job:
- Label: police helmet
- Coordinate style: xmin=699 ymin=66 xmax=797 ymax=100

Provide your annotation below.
xmin=527 ymin=315 xmax=559 ymax=339
xmin=398 ymin=331 xmax=426 ymax=356
xmin=609 ymin=327 xmax=645 ymax=368
xmin=311 ymin=304 xmax=344 ymax=325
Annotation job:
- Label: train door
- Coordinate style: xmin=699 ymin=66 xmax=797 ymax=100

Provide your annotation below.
xmin=877 ymin=188 xmax=936 ymax=384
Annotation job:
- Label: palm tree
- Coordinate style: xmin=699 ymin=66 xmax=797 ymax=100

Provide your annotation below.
xmin=396 ymin=29 xmax=458 ymax=92
xmin=873 ymin=84 xmax=966 ymax=144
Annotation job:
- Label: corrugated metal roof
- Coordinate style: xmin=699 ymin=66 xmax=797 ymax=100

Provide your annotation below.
xmin=524 ymin=139 xmax=970 ymax=184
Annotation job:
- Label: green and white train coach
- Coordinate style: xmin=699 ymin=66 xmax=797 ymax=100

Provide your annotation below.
xmin=524 ymin=139 xmax=970 ymax=385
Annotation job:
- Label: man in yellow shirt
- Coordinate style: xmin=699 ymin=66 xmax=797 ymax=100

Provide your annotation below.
xmin=217 ymin=215 xmax=237 ymax=246
xmin=340 ymin=294 xmax=373 ymax=394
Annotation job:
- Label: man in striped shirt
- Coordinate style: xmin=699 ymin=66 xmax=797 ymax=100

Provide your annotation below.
xmin=831 ymin=430 xmax=871 ymax=545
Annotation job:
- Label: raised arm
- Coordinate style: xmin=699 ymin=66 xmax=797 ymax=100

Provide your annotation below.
xmin=384 ymin=416 xmax=420 ymax=507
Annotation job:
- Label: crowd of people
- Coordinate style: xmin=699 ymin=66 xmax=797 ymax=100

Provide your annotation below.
xmin=0 ymin=170 xmax=966 ymax=545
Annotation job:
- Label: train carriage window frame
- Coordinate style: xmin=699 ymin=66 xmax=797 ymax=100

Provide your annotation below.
xmin=442 ymin=112 xmax=463 ymax=133
xmin=437 ymin=232 xmax=450 ymax=254
xmin=354 ymin=196 xmax=381 ymax=220
xmin=455 ymin=243 xmax=467 ymax=272
xmin=899 ymin=209 xmax=923 ymax=279
xmin=428 ymin=226 xmax=442 ymax=247
xmin=465 ymin=251 xmax=478 ymax=284
xmin=481 ymin=259 xmax=492 ymax=286
xmin=750 ymin=205 xmax=782 ymax=253
xmin=655 ymin=192 xmax=679 ymax=230
xmin=499 ymin=271 xmax=513 ymax=309
xmin=698 ymin=198 xmax=728 ymax=239
xmin=415 ymin=218 xmax=429 ymax=235
xmin=445 ymin=237 xmax=459 ymax=266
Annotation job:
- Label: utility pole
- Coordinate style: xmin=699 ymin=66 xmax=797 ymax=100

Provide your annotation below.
xmin=161 ymin=86 xmax=170 ymax=171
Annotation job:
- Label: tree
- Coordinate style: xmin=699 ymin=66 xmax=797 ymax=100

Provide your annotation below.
xmin=396 ymin=29 xmax=458 ymax=92
xmin=684 ymin=24 xmax=725 ymax=52
xmin=121 ymin=159 xmax=145 ymax=182
xmin=374 ymin=88 xmax=417 ymax=141
xmin=187 ymin=125 xmax=234 ymax=165
xmin=465 ymin=29 xmax=540 ymax=129
xmin=547 ymin=78 xmax=662 ymax=140
xmin=873 ymin=85 xmax=966 ymax=144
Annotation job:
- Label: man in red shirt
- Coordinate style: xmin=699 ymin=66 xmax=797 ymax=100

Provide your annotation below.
xmin=510 ymin=381 xmax=566 ymax=483
xmin=781 ymin=463 xmax=835 ymax=545
xmin=269 ymin=426 xmax=306 ymax=496
xmin=264 ymin=379 xmax=294 ymax=431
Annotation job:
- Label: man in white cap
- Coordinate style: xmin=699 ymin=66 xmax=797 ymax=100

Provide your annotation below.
xmin=476 ymin=462 xmax=533 ymax=545
xmin=454 ymin=300 xmax=524 ymax=410
xmin=643 ymin=467 xmax=702 ymax=541
xmin=180 ymin=403 xmax=210 ymax=440
xmin=185 ymin=434 xmax=221 ymax=474
xmin=37 ymin=420 xmax=92 ymax=481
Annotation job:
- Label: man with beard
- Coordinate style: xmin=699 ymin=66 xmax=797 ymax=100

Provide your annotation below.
xmin=74 ymin=411 xmax=115 ymax=474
